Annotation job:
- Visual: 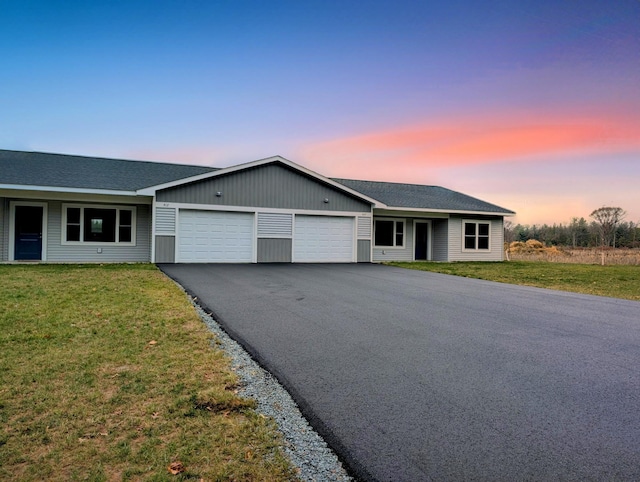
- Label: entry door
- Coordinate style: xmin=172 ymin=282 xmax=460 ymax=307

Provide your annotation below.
xmin=414 ymin=222 xmax=429 ymax=260
xmin=14 ymin=205 xmax=44 ymax=260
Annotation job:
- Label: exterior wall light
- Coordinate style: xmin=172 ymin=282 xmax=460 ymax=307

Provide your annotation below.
xmin=323 ymin=198 xmax=329 ymax=203
xmin=216 ymin=192 xmax=222 ymax=197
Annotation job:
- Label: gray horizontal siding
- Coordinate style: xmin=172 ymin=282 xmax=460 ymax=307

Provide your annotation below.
xmin=258 ymin=212 xmax=293 ymax=238
xmin=357 ymin=216 xmax=372 ymax=239
xmin=155 ymin=235 xmax=175 ymax=263
xmin=432 ymin=219 xmax=449 ymax=261
xmin=448 ymin=216 xmax=504 ymax=261
xmin=357 ymin=240 xmax=371 ymax=262
xmin=46 ymin=201 xmax=152 ymax=262
xmin=373 ymin=219 xmax=414 ymax=262
xmin=258 ymin=238 xmax=292 ymax=263
xmin=157 ymin=163 xmax=371 ymax=212
xmin=155 ymin=207 xmax=176 ymax=234
xmin=0 ymin=198 xmax=7 ymax=261
xmin=371 ymin=217 xmax=453 ymax=262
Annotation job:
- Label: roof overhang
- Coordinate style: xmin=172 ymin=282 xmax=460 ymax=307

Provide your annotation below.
xmin=374 ymin=206 xmax=516 ymax=217
xmin=0 ymin=184 xmax=151 ymax=204
xmin=0 ymin=183 xmax=139 ymax=197
xmin=137 ymin=155 xmax=383 ymax=206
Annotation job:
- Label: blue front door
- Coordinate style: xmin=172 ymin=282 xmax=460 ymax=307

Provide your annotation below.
xmin=14 ymin=205 xmax=43 ymax=260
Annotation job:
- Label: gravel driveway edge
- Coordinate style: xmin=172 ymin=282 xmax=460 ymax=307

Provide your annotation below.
xmin=185 ymin=293 xmax=353 ymax=481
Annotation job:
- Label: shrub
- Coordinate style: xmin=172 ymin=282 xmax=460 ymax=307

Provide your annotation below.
xmin=508 ymin=240 xmax=564 ymax=255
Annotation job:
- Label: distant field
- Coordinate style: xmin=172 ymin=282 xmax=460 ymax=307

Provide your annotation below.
xmin=387 ymin=261 xmax=640 ymax=301
xmin=509 ymin=247 xmax=640 ymax=265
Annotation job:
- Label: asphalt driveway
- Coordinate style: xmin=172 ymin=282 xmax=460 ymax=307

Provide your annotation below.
xmin=160 ymin=263 xmax=640 ymax=481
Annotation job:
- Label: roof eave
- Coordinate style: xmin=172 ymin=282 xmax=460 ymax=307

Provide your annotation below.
xmin=0 ymin=184 xmax=141 ymax=197
xmin=375 ymin=206 xmax=515 ymax=216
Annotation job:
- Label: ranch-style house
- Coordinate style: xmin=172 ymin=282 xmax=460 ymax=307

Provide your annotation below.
xmin=0 ymin=149 xmax=514 ymax=264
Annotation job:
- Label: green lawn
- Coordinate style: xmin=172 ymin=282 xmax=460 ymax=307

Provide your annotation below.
xmin=386 ymin=261 xmax=640 ymax=301
xmin=0 ymin=264 xmax=296 ymax=481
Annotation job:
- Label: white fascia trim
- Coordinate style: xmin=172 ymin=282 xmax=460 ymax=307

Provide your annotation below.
xmin=0 ymin=184 xmax=138 ymax=197
xmin=158 ymin=201 xmax=371 ymax=218
xmin=137 ymin=155 xmax=384 ymax=207
xmin=374 ymin=206 xmax=515 ymax=216
xmin=151 ymin=198 xmax=157 ymax=262
xmin=0 ymin=189 xmax=151 ymax=206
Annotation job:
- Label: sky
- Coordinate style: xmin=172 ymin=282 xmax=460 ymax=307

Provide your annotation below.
xmin=1 ymin=0 xmax=639 ymax=225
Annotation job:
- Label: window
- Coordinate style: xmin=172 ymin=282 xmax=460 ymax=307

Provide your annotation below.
xmin=63 ymin=205 xmax=136 ymax=244
xmin=119 ymin=209 xmax=132 ymax=242
xmin=463 ymin=221 xmax=490 ymax=250
xmin=66 ymin=207 xmax=81 ymax=241
xmin=374 ymin=219 xmax=405 ymax=247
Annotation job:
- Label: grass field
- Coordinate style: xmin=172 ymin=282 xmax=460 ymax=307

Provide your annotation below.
xmin=386 ymin=261 xmax=640 ymax=301
xmin=0 ymin=264 xmax=296 ymax=481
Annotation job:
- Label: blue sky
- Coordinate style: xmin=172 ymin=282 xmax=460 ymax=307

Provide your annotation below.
xmin=2 ymin=1 xmax=639 ymax=224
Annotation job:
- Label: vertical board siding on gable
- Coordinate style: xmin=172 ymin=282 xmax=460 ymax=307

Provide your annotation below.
xmin=0 ymin=198 xmax=7 ymax=261
xmin=448 ymin=216 xmax=504 ymax=261
xmin=46 ymin=201 xmax=152 ymax=262
xmin=372 ymin=219 xmax=414 ymax=262
xmin=257 ymin=212 xmax=293 ymax=238
xmin=431 ymin=219 xmax=449 ymax=261
xmin=156 ymin=163 xmax=371 ymax=212
xmin=257 ymin=239 xmax=292 ymax=262
xmin=155 ymin=207 xmax=176 ymax=234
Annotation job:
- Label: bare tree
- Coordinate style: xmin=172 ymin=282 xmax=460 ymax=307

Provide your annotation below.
xmin=504 ymin=220 xmax=515 ymax=244
xmin=590 ymin=207 xmax=626 ymax=247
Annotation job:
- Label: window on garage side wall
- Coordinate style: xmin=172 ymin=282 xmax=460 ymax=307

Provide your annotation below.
xmin=463 ymin=221 xmax=490 ymax=250
xmin=374 ymin=219 xmax=405 ymax=247
xmin=63 ymin=204 xmax=136 ymax=244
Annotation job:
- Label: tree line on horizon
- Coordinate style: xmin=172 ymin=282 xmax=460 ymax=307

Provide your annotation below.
xmin=505 ymin=207 xmax=639 ymax=249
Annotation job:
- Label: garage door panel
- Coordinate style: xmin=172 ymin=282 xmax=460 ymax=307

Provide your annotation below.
xmin=294 ymin=215 xmax=354 ymax=263
xmin=178 ymin=210 xmax=253 ymax=263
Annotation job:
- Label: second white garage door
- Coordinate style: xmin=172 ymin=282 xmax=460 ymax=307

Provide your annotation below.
xmin=294 ymin=215 xmax=354 ymax=263
xmin=178 ymin=210 xmax=253 ymax=263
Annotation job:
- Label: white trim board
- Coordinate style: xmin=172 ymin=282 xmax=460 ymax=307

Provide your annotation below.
xmin=159 ymin=201 xmax=371 ymax=218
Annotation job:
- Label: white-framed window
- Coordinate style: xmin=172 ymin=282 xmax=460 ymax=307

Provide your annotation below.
xmin=374 ymin=218 xmax=405 ymax=248
xmin=62 ymin=204 xmax=136 ymax=245
xmin=463 ymin=220 xmax=490 ymax=250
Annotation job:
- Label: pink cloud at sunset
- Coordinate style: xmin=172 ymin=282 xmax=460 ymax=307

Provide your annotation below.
xmin=430 ymin=157 xmax=640 ymax=225
xmin=298 ymin=111 xmax=640 ymax=182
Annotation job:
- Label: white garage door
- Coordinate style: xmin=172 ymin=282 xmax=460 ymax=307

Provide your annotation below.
xmin=294 ymin=215 xmax=354 ymax=262
xmin=178 ymin=210 xmax=253 ymax=263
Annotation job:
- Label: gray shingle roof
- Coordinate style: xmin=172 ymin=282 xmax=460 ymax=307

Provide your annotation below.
xmin=333 ymin=178 xmax=514 ymax=214
xmin=1 ymin=150 xmax=513 ymax=214
xmin=0 ymin=149 xmax=218 ymax=191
